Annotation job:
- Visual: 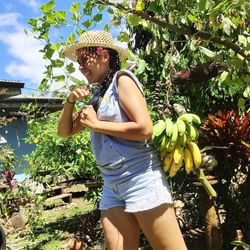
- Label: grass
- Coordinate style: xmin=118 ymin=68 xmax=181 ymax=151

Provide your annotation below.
xmin=7 ymin=197 xmax=96 ymax=250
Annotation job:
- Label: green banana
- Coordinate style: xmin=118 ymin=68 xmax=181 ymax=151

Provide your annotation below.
xmin=165 ymin=140 xmax=176 ymax=153
xmin=170 ymin=123 xmax=178 ymax=145
xmin=152 ymin=120 xmax=165 ymax=139
xmin=177 ymin=118 xmax=186 ymax=136
xmin=160 ymin=135 xmax=168 ymax=151
xmin=186 ymin=123 xmax=199 ymax=141
xmin=178 ymin=113 xmax=193 ymax=123
xmin=190 ymin=114 xmax=201 ymax=124
xmin=165 ymin=118 xmax=174 ymax=137
xmin=179 ymin=133 xmax=187 ymax=147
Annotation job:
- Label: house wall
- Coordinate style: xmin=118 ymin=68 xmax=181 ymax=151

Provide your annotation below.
xmin=0 ymin=119 xmax=35 ymax=174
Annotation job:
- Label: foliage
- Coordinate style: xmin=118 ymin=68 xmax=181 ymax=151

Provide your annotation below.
xmin=199 ymin=110 xmax=250 ymax=248
xmin=24 ymin=110 xmax=101 ymax=186
xmin=0 ymin=145 xmax=16 ymax=174
xmin=27 ymin=0 xmax=250 ymax=117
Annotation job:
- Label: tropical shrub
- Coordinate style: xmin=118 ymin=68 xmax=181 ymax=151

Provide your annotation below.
xmin=24 ymin=111 xmax=101 ymax=185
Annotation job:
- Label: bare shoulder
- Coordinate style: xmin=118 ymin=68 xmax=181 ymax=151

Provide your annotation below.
xmin=116 ymin=72 xmax=142 ymax=95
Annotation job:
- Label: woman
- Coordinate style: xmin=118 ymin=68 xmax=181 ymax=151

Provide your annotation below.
xmin=58 ymin=30 xmax=187 ymax=250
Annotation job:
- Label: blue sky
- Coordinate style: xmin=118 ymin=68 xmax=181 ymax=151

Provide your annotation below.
xmin=0 ymin=0 xmax=126 ymax=95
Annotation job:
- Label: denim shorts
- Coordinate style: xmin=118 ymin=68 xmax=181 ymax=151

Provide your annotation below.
xmin=99 ymin=168 xmax=173 ymax=213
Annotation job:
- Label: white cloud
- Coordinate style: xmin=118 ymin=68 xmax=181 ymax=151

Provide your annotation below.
xmin=0 ymin=13 xmax=22 ymax=29
xmin=0 ymin=13 xmax=45 ymax=88
xmin=19 ymin=0 xmax=41 ymax=11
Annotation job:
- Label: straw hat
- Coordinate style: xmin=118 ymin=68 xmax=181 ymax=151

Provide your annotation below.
xmin=64 ymin=30 xmax=128 ymax=61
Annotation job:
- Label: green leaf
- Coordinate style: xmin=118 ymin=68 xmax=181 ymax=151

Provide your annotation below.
xmin=107 ymin=7 xmax=114 ymax=14
xmin=199 ymin=46 xmax=216 ymax=57
xmin=82 ymin=20 xmax=93 ymax=28
xmin=52 ymin=59 xmax=64 ymax=68
xmin=237 ymin=98 xmax=245 ymax=111
xmin=243 ymin=86 xmax=250 ymax=98
xmin=104 ymin=23 xmax=110 ymax=32
xmin=46 ymin=13 xmax=55 ymax=24
xmin=50 ymin=43 xmax=61 ymax=51
xmin=136 ymin=59 xmax=147 ymax=75
xmin=28 ymin=18 xmax=37 ymax=27
xmin=98 ymin=4 xmax=104 ymax=11
xmin=69 ymin=76 xmax=86 ymax=86
xmin=76 ymin=29 xmax=84 ymax=36
xmin=66 ymin=33 xmax=75 ymax=45
xmin=44 ymin=46 xmax=54 ymax=59
xmin=53 ymin=75 xmax=65 ymax=82
xmin=66 ymin=63 xmax=75 ymax=74
xmin=40 ymin=0 xmax=55 ymax=14
xmin=219 ymin=71 xmax=229 ymax=83
xmin=54 ymin=11 xmax=67 ymax=21
xmin=83 ymin=0 xmax=94 ymax=15
xmin=198 ymin=0 xmax=207 ymax=11
xmin=238 ymin=35 xmax=247 ymax=47
xmin=136 ymin=0 xmax=144 ymax=11
xmin=187 ymin=14 xmax=199 ymax=22
xmin=93 ymin=13 xmax=102 ymax=22
xmin=127 ymin=14 xmax=141 ymax=27
xmin=117 ymin=31 xmax=129 ymax=43
xmin=69 ymin=2 xmax=80 ymax=13
xmin=208 ymin=0 xmax=227 ymax=14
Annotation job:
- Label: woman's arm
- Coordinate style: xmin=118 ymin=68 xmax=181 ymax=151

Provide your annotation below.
xmin=58 ymin=86 xmax=91 ymax=137
xmin=57 ymin=103 xmax=83 ymax=137
xmin=81 ymin=74 xmax=153 ymax=141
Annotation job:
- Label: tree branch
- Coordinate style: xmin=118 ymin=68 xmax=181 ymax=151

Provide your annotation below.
xmin=95 ymin=0 xmax=250 ymax=61
xmin=172 ymin=61 xmax=226 ymax=84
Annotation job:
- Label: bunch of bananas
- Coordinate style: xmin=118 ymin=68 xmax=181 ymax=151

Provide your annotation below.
xmin=152 ymin=113 xmax=202 ymax=177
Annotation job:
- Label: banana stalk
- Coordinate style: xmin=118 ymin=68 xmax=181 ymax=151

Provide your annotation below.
xmin=194 ymin=168 xmax=217 ymax=198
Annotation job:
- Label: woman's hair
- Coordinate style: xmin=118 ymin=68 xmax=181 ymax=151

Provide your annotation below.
xmin=85 ymin=46 xmax=121 ymax=111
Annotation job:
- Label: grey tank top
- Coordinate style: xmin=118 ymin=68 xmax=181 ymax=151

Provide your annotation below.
xmin=90 ymin=70 xmax=161 ymax=185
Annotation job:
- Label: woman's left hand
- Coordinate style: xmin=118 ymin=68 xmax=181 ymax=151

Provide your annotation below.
xmin=80 ymin=105 xmax=99 ymax=130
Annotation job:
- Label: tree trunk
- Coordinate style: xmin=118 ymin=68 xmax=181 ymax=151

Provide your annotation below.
xmin=197 ymin=177 xmax=222 ymax=250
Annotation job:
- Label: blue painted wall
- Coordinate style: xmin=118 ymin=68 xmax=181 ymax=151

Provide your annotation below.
xmin=0 ymin=119 xmax=35 ymax=174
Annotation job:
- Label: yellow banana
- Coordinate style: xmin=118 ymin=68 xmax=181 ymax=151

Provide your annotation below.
xmin=173 ymin=144 xmax=184 ymax=164
xmin=169 ymin=154 xmax=183 ymax=177
xmin=187 ymin=142 xmax=202 ymax=168
xmin=186 ymin=123 xmax=199 ymax=141
xmin=163 ymin=151 xmax=174 ymax=172
xmin=170 ymin=123 xmax=178 ymax=145
xmin=160 ymin=147 xmax=167 ymax=158
xmin=184 ymin=148 xmax=194 ymax=174
xmin=177 ymin=118 xmax=186 ymax=136
xmin=165 ymin=118 xmax=174 ymax=137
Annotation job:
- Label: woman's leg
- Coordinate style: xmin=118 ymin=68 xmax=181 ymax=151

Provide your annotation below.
xmin=101 ymin=206 xmax=140 ymax=250
xmin=134 ymin=203 xmax=187 ymax=250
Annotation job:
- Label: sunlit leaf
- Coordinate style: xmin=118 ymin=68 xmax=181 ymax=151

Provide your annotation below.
xmin=93 ymin=13 xmax=102 ymax=22
xmin=40 ymin=0 xmax=55 ymax=14
xmin=66 ymin=33 xmax=75 ymax=45
xmin=136 ymin=0 xmax=144 ymax=11
xmin=69 ymin=2 xmax=80 ymax=13
xmin=127 ymin=14 xmax=141 ymax=27
xmin=199 ymin=46 xmax=216 ymax=57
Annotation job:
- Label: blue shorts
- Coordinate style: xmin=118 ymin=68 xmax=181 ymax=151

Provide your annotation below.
xmin=99 ymin=168 xmax=173 ymax=213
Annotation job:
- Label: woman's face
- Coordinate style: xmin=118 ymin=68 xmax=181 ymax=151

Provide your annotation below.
xmin=76 ymin=48 xmax=109 ymax=84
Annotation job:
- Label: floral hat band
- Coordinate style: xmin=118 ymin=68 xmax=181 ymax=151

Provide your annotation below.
xmin=64 ymin=30 xmax=128 ymax=62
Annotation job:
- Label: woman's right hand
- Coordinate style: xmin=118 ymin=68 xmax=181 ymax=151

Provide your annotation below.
xmin=67 ymin=85 xmax=92 ymax=103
